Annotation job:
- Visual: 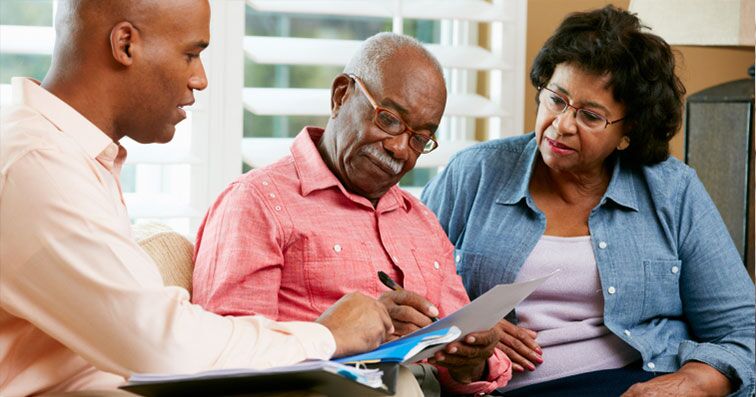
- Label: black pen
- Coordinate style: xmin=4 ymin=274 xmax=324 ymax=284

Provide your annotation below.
xmin=377 ymin=271 xmax=439 ymax=322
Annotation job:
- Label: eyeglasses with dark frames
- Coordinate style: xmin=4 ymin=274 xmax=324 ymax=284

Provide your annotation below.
xmin=348 ymin=74 xmax=439 ymax=154
xmin=538 ymin=86 xmax=625 ymax=131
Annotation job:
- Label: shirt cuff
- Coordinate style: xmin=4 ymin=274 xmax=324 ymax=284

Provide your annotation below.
xmin=678 ymin=340 xmax=755 ymax=396
xmin=269 ymin=320 xmax=337 ymax=360
xmin=435 ymin=348 xmax=512 ymax=395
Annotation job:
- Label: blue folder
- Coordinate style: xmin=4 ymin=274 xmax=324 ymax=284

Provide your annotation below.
xmin=335 ymin=326 xmax=461 ymax=364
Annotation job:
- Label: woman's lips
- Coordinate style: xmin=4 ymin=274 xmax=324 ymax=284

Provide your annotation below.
xmin=546 ymin=137 xmax=575 ymax=155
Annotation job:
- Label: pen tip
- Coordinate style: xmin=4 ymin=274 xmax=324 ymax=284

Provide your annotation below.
xmin=378 ymin=271 xmax=390 ymax=283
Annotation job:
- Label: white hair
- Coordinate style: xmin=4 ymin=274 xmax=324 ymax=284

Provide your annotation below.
xmin=344 ymin=32 xmax=444 ymax=91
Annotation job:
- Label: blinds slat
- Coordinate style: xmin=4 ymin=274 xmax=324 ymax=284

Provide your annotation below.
xmin=246 ymin=0 xmax=508 ymax=22
xmin=122 ymin=144 xmax=203 ymax=165
xmin=242 ymin=87 xmax=508 ymax=118
xmin=244 ymin=36 xmax=509 ymax=70
xmin=124 ymin=194 xmax=201 ymax=219
xmin=0 ymin=25 xmax=54 ymax=55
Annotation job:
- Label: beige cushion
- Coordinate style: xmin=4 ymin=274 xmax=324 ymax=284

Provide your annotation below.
xmin=132 ymin=222 xmax=194 ymax=294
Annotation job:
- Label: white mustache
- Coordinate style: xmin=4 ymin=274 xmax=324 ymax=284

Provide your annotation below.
xmin=362 ymin=144 xmax=404 ymax=175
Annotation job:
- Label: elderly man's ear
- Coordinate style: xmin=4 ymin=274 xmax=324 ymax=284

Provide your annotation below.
xmin=330 ymin=73 xmax=354 ymax=119
xmin=110 ymin=21 xmax=141 ymax=67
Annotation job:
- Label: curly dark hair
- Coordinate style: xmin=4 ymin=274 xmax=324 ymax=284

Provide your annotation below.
xmin=530 ymin=5 xmax=686 ymax=165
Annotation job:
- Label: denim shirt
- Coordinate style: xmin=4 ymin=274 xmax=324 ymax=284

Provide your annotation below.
xmin=422 ymin=133 xmax=755 ymax=396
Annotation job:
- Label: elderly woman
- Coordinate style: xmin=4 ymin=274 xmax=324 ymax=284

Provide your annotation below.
xmin=422 ymin=5 xmax=754 ymax=397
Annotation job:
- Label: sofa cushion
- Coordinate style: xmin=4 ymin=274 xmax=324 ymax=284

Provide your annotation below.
xmin=132 ymin=222 xmax=194 ymax=293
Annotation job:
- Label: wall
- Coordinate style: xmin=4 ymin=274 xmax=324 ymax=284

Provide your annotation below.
xmin=524 ymin=0 xmax=755 ymax=160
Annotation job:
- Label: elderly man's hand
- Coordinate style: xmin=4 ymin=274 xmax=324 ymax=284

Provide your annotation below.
xmin=428 ymin=328 xmax=499 ymax=384
xmin=316 ymin=292 xmax=394 ymax=357
xmin=378 ymin=289 xmax=439 ymax=338
xmin=621 ymin=362 xmax=732 ymax=397
xmin=495 ymin=319 xmax=542 ymax=372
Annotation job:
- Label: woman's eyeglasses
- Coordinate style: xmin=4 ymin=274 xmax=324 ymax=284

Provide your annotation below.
xmin=538 ymin=86 xmax=625 ymax=131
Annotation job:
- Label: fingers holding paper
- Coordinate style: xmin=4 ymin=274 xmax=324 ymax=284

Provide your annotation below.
xmin=316 ymin=292 xmax=394 ymax=357
xmin=428 ymin=327 xmax=500 ymax=384
xmin=379 ymin=289 xmax=439 ymax=336
xmin=495 ymin=319 xmax=542 ymax=372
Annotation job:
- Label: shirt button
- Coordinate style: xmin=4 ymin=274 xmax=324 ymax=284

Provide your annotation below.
xmin=333 ymin=244 xmax=342 ymax=253
xmin=598 ymin=241 xmax=608 ymax=249
xmin=433 ymin=261 xmax=440 ymax=270
xmin=274 ymin=205 xmax=282 ymax=211
xmin=269 ymin=193 xmax=276 ymax=198
xmin=455 ymin=255 xmax=461 ymax=262
xmin=647 ymin=362 xmax=655 ymax=370
xmin=624 ymin=329 xmax=631 ymax=336
xmin=671 ymin=266 xmax=679 ymax=274
xmin=262 ymin=181 xmax=269 ymax=186
xmin=607 ymin=286 xmax=616 ymax=294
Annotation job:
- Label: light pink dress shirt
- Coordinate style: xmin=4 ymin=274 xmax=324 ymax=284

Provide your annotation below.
xmin=0 ymin=78 xmax=336 ymax=397
xmin=192 ymin=127 xmax=512 ymax=395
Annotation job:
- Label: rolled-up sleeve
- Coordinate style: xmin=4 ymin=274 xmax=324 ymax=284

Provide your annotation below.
xmin=436 ymin=349 xmax=512 ymax=395
xmin=192 ymin=181 xmax=287 ymax=320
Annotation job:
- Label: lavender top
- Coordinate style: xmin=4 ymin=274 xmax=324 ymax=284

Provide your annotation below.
xmin=505 ymin=235 xmax=639 ymax=391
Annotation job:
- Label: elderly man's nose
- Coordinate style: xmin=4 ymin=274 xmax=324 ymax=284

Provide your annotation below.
xmin=383 ymin=133 xmax=412 ymax=161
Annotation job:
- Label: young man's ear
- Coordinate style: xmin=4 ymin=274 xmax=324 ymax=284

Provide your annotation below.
xmin=110 ymin=21 xmax=139 ymax=66
xmin=330 ymin=74 xmax=353 ymax=119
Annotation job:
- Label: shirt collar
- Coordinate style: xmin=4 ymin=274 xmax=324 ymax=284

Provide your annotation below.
xmin=96 ymin=141 xmax=128 ymax=176
xmin=495 ymin=133 xmax=639 ymax=212
xmin=11 ymin=77 xmax=113 ymax=160
xmin=291 ymin=127 xmax=411 ymax=212
xmin=602 ymin=156 xmax=639 ymax=212
xmin=496 ymin=135 xmax=539 ymax=206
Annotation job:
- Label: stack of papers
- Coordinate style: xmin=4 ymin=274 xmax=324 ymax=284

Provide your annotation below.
xmin=336 ymin=271 xmax=557 ymax=364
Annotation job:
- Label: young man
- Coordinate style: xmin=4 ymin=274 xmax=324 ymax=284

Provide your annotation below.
xmin=0 ymin=1 xmax=397 ymax=395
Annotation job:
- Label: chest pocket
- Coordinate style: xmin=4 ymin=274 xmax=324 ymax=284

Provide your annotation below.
xmin=641 ymin=259 xmax=682 ymax=320
xmin=409 ymin=248 xmax=446 ymax=306
xmin=302 ymin=237 xmax=374 ymax=313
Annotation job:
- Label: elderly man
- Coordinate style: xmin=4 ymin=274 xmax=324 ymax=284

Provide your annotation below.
xmin=0 ymin=1 xmax=402 ymax=396
xmin=192 ymin=32 xmax=512 ymax=395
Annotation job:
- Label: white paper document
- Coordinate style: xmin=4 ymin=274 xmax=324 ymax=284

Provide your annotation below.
xmin=403 ymin=270 xmax=559 ymax=362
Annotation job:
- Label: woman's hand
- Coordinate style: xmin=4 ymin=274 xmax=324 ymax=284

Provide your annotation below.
xmin=622 ymin=362 xmax=732 ymax=397
xmin=494 ymin=319 xmax=543 ymax=372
